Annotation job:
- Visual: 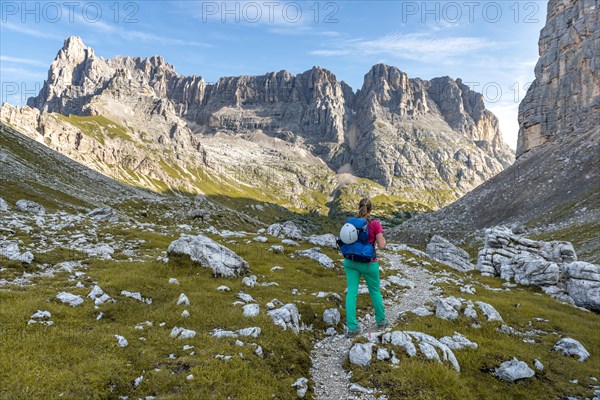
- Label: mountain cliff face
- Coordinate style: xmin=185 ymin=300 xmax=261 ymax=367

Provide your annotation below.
xmin=389 ymin=0 xmax=600 ymax=262
xmin=517 ymin=0 xmax=600 ymax=157
xmin=4 ymin=36 xmax=514 ymax=213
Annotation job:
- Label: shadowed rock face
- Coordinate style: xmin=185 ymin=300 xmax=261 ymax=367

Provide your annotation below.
xmin=517 ymin=0 xmax=600 ymax=157
xmin=20 ymin=36 xmax=513 ymax=207
xmin=387 ymin=0 xmax=600 ymax=258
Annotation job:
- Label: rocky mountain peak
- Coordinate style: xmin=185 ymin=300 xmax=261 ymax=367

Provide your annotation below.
xmin=362 ymin=63 xmax=410 ymax=92
xmin=13 ymin=37 xmax=518 ymax=210
xmin=517 ymin=0 xmax=600 ymax=157
xmin=58 ymin=35 xmax=93 ymax=62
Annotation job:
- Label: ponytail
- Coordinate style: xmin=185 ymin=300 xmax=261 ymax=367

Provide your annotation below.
xmin=357 ymin=198 xmax=372 ymax=220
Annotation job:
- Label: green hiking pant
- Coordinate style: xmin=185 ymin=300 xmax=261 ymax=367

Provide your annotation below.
xmin=344 ymin=259 xmax=386 ymax=331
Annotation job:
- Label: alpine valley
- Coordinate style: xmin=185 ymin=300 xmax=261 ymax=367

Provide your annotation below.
xmin=0 ymin=0 xmax=599 ymax=399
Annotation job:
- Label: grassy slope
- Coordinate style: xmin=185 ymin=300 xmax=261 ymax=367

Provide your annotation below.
xmin=0 ymin=221 xmax=347 ymax=400
xmin=347 ymin=254 xmax=600 ymax=400
xmin=2 ymin=222 xmax=599 ymax=399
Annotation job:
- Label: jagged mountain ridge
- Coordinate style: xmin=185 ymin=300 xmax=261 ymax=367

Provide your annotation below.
xmin=389 ymin=0 xmax=600 ymax=262
xmin=3 ymin=36 xmax=514 ymax=213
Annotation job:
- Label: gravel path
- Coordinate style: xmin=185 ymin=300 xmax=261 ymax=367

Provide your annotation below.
xmin=309 ymin=251 xmax=440 ymax=400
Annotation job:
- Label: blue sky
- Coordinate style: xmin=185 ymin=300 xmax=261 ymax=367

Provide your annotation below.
xmin=0 ymin=1 xmax=548 ymax=149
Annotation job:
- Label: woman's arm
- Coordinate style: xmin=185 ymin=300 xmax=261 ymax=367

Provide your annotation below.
xmin=375 ymin=233 xmax=386 ymax=250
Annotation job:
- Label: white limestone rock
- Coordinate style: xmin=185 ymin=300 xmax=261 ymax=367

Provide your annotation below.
xmin=88 ymin=206 xmax=117 ymax=222
xmin=0 ymin=197 xmax=8 ymax=212
xmin=349 ymin=343 xmax=375 ymax=367
xmin=323 ymin=308 xmax=340 ymax=326
xmin=435 ymin=298 xmax=459 ymax=321
xmin=56 ymin=291 xmax=84 ymax=306
xmin=426 ymin=235 xmax=474 ymax=272
xmin=121 ymin=290 xmax=152 ymax=304
xmin=494 ymin=358 xmax=535 ymax=382
xmin=439 ymin=332 xmax=478 ymax=350
xmin=167 ymin=234 xmax=248 ymax=277
xmin=170 ymin=327 xmax=197 ymax=339
xmin=475 ymin=301 xmax=503 ymax=322
xmin=242 ymin=275 xmax=257 ymax=288
xmin=295 ymin=248 xmax=335 ymax=269
xmin=267 ymin=303 xmax=301 ymax=334
xmin=16 ymin=199 xmax=45 ymax=215
xmin=563 ymin=261 xmax=600 ymax=311
xmin=291 ymin=377 xmax=308 ymax=398
xmin=381 ymin=331 xmax=417 ymax=357
xmin=307 ymin=234 xmax=337 ymax=248
xmin=115 ymin=335 xmax=129 ymax=347
xmin=552 ymin=338 xmax=590 ymax=362
xmin=243 ymin=304 xmax=260 ymax=317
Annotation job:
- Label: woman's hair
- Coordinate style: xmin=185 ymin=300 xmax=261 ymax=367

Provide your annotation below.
xmin=357 ymin=198 xmax=372 ymax=219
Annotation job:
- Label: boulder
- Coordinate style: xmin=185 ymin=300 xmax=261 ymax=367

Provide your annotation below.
xmin=212 ymin=327 xmax=261 ymax=339
xmin=87 ymin=285 xmax=111 ymax=306
xmin=242 ymin=275 xmax=257 ymax=288
xmin=295 ymin=248 xmax=335 ymax=269
xmin=376 ymin=348 xmax=390 ymax=361
xmin=281 ymin=221 xmax=303 ymax=239
xmin=177 ymin=293 xmax=190 ymax=306
xmin=439 ymin=332 xmax=478 ymax=350
xmin=88 ymin=206 xmax=117 ymax=222
xmin=0 ymin=197 xmax=8 ymax=212
xmin=426 ymin=235 xmax=474 ymax=272
xmin=407 ymin=331 xmax=460 ymax=372
xmin=170 ymin=327 xmax=197 ymax=339
xmin=0 ymin=240 xmax=34 ymax=263
xmin=291 ymin=377 xmax=308 ymax=398
xmin=512 ymin=254 xmax=560 ymax=286
xmin=15 ymin=199 xmax=45 ymax=215
xmin=382 ymin=331 xmax=417 ymax=357
xmin=268 ymin=245 xmax=284 ymax=253
xmin=475 ymin=301 xmax=503 ymax=322
xmin=494 ymin=358 xmax=535 ymax=382
xmin=464 ymin=303 xmax=478 ymax=319
xmin=187 ymin=208 xmax=210 ymax=221
xmin=121 ymin=290 xmax=152 ymax=304
xmin=349 ymin=343 xmax=374 ymax=367
xmin=323 ymin=308 xmax=340 ymax=326
xmin=114 ymin=335 xmax=128 ymax=347
xmin=243 ymin=304 xmax=260 ymax=317
xmin=56 ymin=292 xmax=84 ymax=306
xmin=267 ymin=221 xmax=302 ymax=240
xmin=552 ymin=338 xmax=590 ymax=362
xmin=167 ymin=234 xmax=248 ymax=277
xmin=267 ymin=303 xmax=302 ymax=334
xmin=418 ymin=342 xmax=440 ymax=361
xmin=435 ymin=298 xmax=459 ymax=321
xmin=562 ymin=261 xmax=600 ymax=311
xmin=307 ymin=234 xmax=337 ymax=248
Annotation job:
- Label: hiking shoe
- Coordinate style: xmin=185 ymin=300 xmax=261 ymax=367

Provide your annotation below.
xmin=345 ymin=326 xmax=362 ymax=338
xmin=376 ymin=318 xmax=390 ymax=329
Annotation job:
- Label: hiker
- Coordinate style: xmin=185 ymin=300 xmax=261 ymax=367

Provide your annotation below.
xmin=342 ymin=198 xmax=388 ymax=337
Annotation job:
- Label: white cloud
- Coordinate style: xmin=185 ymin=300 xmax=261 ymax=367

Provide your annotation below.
xmin=0 ymin=55 xmax=48 ymax=67
xmin=0 ymin=66 xmax=45 ymax=79
xmin=310 ymin=32 xmax=498 ymax=62
xmin=1 ymin=22 xmax=63 ymax=40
